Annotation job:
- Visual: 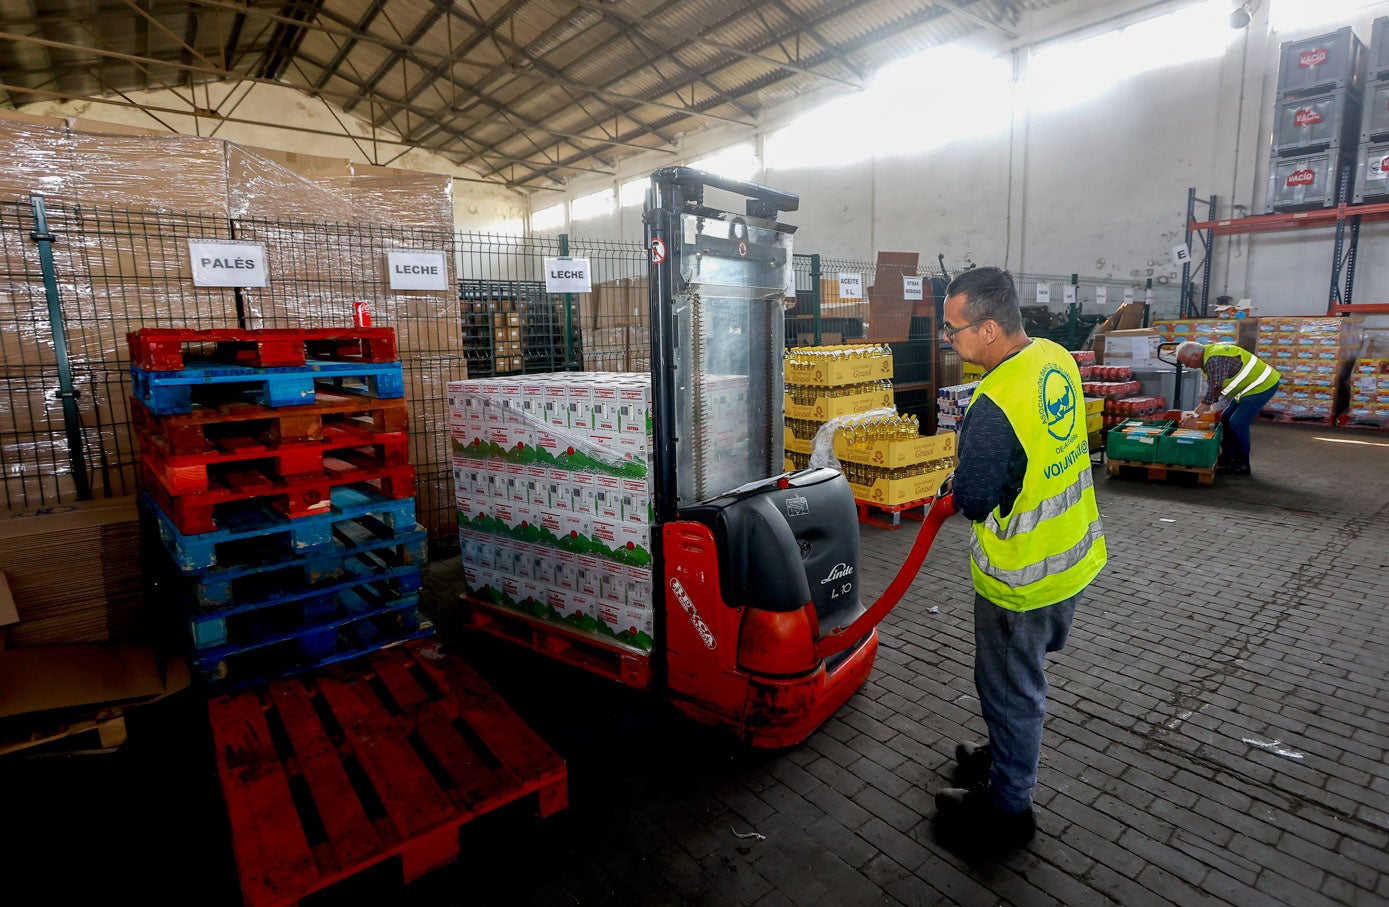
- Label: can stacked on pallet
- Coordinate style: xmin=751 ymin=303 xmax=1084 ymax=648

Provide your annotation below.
xmin=449 ymin=373 xmax=656 ymax=652
xmin=1355 ymin=17 xmax=1389 ymax=202
xmin=1268 ymin=27 xmax=1367 ymax=212
xmin=1256 ymin=316 xmax=1364 ymax=421
xmin=129 ymin=327 xmax=429 ymax=690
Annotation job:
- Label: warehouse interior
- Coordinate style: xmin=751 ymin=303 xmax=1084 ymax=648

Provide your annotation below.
xmin=2 ymin=1 xmax=1387 ymax=905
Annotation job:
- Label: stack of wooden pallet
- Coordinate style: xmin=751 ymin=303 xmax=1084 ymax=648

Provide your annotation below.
xmin=130 ymin=327 xmax=431 ymax=690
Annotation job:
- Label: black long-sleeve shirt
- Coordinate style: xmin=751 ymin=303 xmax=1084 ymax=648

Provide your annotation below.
xmin=954 ymin=394 xmax=1027 ymax=523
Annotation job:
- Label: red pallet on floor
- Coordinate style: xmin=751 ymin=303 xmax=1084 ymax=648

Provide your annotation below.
xmin=128 ymin=327 xmax=398 ymax=371
xmin=209 ymin=639 xmax=567 ymax=907
xmin=457 ymin=594 xmax=654 ymax=691
xmin=139 ymin=422 xmax=409 ymax=495
xmin=132 ymin=393 xmax=410 ymax=456
xmin=855 ymin=496 xmax=934 ymax=530
xmin=141 ymin=460 xmax=415 ymax=535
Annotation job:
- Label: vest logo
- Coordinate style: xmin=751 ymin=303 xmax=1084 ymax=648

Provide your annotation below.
xmin=1038 ymin=365 xmax=1077 ymax=442
xmin=1298 ymin=48 xmax=1327 ymax=68
xmin=1286 ymin=169 xmax=1316 ymax=187
xmin=1293 ymin=108 xmax=1322 ymax=127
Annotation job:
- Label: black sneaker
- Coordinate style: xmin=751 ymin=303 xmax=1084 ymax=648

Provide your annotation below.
xmin=934 ymin=786 xmax=1036 ymax=851
xmin=1217 ymin=463 xmax=1251 ymax=476
xmin=953 ymin=741 xmax=992 ymax=789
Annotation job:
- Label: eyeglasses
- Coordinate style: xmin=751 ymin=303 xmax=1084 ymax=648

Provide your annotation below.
xmin=941 ymin=319 xmax=987 ymax=341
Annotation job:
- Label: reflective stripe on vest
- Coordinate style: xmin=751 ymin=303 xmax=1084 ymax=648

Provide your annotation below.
xmin=970 ymin=515 xmax=1106 ymax=587
xmin=984 ymin=467 xmax=1094 ymax=541
xmin=1204 ymin=343 xmax=1280 ymax=401
xmin=1222 ymin=357 xmax=1274 ymax=400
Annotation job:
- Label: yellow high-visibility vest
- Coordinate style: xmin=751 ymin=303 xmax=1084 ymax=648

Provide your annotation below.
xmin=965 ymin=338 xmax=1107 ymax=610
xmin=1203 ymin=343 xmax=1281 ymax=400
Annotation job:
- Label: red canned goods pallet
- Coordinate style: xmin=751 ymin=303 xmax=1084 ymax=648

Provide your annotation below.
xmin=209 ymin=638 xmax=568 ymax=907
xmin=128 ymin=327 xmax=398 ymax=371
xmin=457 ymin=594 xmax=654 ymax=691
xmin=141 ymin=459 xmax=415 ymax=536
xmin=132 ymin=392 xmax=410 ymax=456
xmin=855 ymin=496 xmax=935 ymax=530
xmin=139 ymin=422 xmax=409 ymax=495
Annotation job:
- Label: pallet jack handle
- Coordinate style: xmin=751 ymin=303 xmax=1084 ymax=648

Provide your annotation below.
xmin=815 ymin=489 xmax=957 ymax=660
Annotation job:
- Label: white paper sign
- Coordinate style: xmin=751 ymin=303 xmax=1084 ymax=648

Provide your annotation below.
xmin=544 ymin=257 xmax=592 ymax=293
xmin=1173 ymin=244 xmax=1192 ymax=265
xmin=784 ymin=262 xmax=797 ymax=299
xmin=903 ymin=277 xmax=924 ymax=301
xmin=387 ymin=250 xmax=448 ymax=291
xmin=189 ymin=240 xmax=268 ymax=287
xmin=1123 ymin=288 xmax=1135 ymax=304
xmin=1036 ymin=284 xmax=1051 ymax=304
xmin=1096 ymin=286 xmax=1108 ymax=306
xmin=1064 ymin=286 xmax=1077 ymax=305
xmin=838 ymin=273 xmax=863 ymax=300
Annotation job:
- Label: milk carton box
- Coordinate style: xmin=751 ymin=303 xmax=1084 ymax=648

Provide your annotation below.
xmin=544 ymin=383 xmax=569 ymax=429
xmin=594 ymin=474 xmax=622 ymax=519
xmin=572 ymin=470 xmax=595 ymax=515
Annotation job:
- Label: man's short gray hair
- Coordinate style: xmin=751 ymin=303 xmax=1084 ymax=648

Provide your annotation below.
xmin=1176 ymin=341 xmax=1204 ymax=361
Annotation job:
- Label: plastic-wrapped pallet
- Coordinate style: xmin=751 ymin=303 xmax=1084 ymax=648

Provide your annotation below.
xmin=1256 ymin=316 xmax=1365 ymax=421
xmin=449 ymin=373 xmax=655 ymax=651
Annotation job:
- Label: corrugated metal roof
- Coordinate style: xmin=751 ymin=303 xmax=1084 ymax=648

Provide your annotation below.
xmin=0 ymin=0 xmax=1032 ymax=189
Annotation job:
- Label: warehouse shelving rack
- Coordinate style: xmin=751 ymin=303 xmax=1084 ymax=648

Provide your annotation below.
xmin=1184 ymin=184 xmax=1389 ymax=316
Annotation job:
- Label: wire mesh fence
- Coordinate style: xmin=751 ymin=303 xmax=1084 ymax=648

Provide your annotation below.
xmin=0 ymin=191 xmax=1187 ymax=548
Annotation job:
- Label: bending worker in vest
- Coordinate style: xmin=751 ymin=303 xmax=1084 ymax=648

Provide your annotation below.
xmin=933 ymin=267 xmax=1108 ymax=851
xmin=1174 ymin=341 xmax=1281 ymax=476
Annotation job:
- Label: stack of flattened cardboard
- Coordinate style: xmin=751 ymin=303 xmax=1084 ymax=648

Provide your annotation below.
xmin=0 ymin=497 xmax=187 ymax=758
xmin=867 ymin=252 xmax=920 ymax=342
xmin=0 ymin=497 xmax=147 ymax=647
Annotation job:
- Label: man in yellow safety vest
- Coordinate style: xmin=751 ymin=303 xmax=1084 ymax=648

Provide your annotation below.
xmin=1175 ymin=341 xmax=1281 ymax=476
xmin=934 ymin=267 xmax=1107 ymax=852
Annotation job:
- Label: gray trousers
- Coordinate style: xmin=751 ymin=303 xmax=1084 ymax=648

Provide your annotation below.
xmin=974 ymin=591 xmax=1079 ymax=813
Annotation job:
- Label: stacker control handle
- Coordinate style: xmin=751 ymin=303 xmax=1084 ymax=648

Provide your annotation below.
xmin=814 ymin=490 xmax=957 ymax=660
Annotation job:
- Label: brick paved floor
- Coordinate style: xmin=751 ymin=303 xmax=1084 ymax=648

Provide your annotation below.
xmin=8 ymin=422 xmax=1387 ymax=905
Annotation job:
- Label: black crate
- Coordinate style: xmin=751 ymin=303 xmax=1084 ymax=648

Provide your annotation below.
xmin=1267 ymin=145 xmax=1354 ymax=212
xmin=1363 ymin=79 xmax=1389 ymax=142
xmin=1277 ymin=27 xmax=1366 ymax=97
xmin=1371 ymin=16 xmax=1389 ymax=81
xmin=1273 ymin=88 xmax=1363 ymax=155
xmin=1353 ymin=140 xmax=1389 ymax=204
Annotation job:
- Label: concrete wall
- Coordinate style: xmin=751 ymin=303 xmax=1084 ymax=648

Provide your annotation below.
xmin=20 ymin=82 xmax=527 ymax=234
xmin=541 ymin=0 xmax=1389 ymax=319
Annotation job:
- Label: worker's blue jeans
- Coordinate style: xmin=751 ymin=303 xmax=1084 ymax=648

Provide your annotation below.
xmin=974 ymin=591 xmax=1078 ymax=814
xmin=1220 ymin=382 xmax=1280 ymax=468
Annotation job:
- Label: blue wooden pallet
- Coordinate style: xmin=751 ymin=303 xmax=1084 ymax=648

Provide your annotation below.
xmin=181 ymin=567 xmax=423 ymax=650
xmin=130 ymin=361 xmax=405 ymax=414
xmin=191 ymin=596 xmax=432 ymax=691
xmin=144 ymin=484 xmax=417 ymax=572
xmin=155 ymin=516 xmax=427 ymax=609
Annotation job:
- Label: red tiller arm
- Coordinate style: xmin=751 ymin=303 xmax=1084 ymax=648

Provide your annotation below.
xmin=814 ymin=491 xmax=958 ymax=661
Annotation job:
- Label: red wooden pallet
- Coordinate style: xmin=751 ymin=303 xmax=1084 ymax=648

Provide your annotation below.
xmin=139 ymin=423 xmax=409 ymax=494
xmin=132 ymin=393 xmax=410 ymax=456
xmin=855 ymin=496 xmax=934 ymax=530
xmin=128 ymin=328 xmax=398 ymax=371
xmin=141 ymin=460 xmax=415 ymax=535
xmin=209 ymin=639 xmax=567 ymax=907
xmin=457 ymin=595 xmax=654 ymax=691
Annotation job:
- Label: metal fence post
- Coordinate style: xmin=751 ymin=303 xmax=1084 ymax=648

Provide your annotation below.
xmin=559 ymin=233 xmax=577 ymax=370
xmin=28 ymin=194 xmax=92 ymax=500
xmin=810 ymin=253 xmax=822 ymax=345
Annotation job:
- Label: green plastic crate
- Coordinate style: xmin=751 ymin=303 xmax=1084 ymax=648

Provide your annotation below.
xmin=1156 ymin=425 xmax=1223 ymax=468
xmin=1106 ymin=419 xmax=1173 ymax=463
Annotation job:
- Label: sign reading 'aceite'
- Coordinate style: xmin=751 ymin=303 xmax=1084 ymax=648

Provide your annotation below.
xmin=188 ymin=240 xmax=268 ymax=287
xmin=544 ymin=257 xmax=592 ymax=293
xmin=387 ymin=250 xmax=449 ymax=291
